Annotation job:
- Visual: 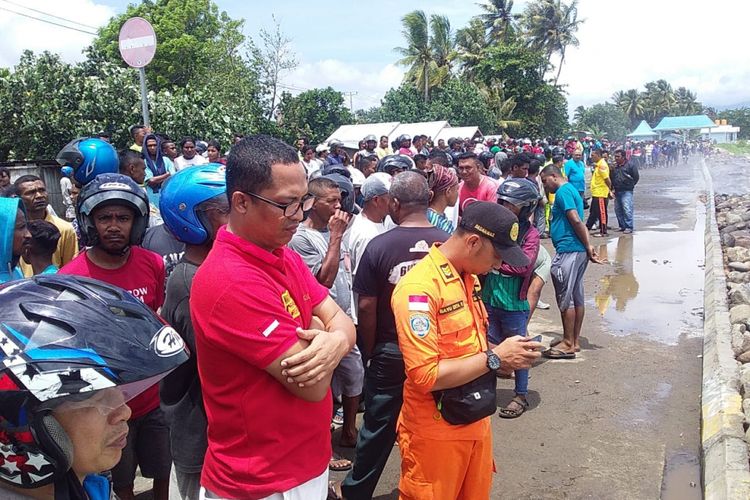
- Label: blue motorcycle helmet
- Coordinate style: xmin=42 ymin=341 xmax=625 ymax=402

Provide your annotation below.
xmin=56 ymin=138 xmax=118 ymax=186
xmin=159 ymin=163 xmax=227 ymax=245
xmin=60 ymin=166 xmax=74 ymax=178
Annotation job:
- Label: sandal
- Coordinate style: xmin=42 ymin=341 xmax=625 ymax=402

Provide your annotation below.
xmin=329 ymin=455 xmax=352 ymax=472
xmin=498 ymin=397 xmax=528 ymax=419
xmin=327 ymin=481 xmax=343 ymax=500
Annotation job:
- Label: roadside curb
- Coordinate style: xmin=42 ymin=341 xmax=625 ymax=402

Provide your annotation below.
xmin=701 ymin=159 xmax=750 ymax=498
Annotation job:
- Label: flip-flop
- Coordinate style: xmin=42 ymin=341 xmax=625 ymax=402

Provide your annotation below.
xmin=543 ymin=348 xmax=576 ymax=359
xmin=329 ymin=455 xmax=352 ymax=471
xmin=549 ymin=339 xmax=581 ymax=352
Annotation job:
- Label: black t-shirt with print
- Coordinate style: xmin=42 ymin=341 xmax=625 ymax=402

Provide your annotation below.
xmin=353 ymin=226 xmax=449 ymax=344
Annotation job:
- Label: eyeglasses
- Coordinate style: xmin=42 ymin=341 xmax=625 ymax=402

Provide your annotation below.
xmin=242 ymin=191 xmax=315 ymax=217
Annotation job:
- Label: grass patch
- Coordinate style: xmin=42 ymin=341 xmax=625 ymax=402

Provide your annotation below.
xmin=717 ymin=141 xmax=750 ymax=156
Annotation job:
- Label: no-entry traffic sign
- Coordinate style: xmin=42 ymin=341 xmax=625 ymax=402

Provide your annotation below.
xmin=118 ymin=17 xmax=156 ymax=68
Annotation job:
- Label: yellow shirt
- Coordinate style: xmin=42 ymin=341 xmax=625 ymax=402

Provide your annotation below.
xmin=590 ymin=159 xmax=610 ymax=198
xmin=391 ymin=244 xmax=490 ymax=440
xmin=20 ymin=212 xmax=79 ymax=277
xmin=375 ymin=147 xmax=392 ymax=159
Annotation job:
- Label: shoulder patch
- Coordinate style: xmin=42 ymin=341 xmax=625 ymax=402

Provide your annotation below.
xmin=439 ymin=263 xmax=455 ymax=280
xmin=409 ymin=313 xmax=431 ymax=338
xmin=408 ymin=295 xmax=430 ymax=311
xmin=281 ymin=290 xmax=301 ymax=319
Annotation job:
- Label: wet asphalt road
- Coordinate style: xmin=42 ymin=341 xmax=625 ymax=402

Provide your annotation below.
xmin=330 ymin=157 xmax=711 ymax=500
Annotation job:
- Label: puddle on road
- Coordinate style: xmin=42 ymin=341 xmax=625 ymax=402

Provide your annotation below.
xmin=590 ymin=205 xmax=705 ymax=345
xmin=661 ymin=450 xmax=702 ymax=500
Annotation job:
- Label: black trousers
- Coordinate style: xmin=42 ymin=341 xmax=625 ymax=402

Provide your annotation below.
xmin=341 ymin=342 xmax=405 ymax=500
xmin=586 ymin=196 xmax=609 ymax=234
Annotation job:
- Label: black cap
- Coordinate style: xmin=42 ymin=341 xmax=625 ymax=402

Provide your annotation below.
xmin=459 ymin=201 xmax=528 ymax=267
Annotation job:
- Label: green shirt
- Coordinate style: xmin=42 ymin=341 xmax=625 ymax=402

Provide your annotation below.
xmin=482 ymin=272 xmax=529 ymax=311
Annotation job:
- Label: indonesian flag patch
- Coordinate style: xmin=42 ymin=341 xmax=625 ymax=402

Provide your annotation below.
xmin=408 ymin=295 xmax=429 ymax=311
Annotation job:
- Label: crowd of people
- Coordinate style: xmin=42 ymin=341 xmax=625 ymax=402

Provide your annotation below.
xmin=0 ymin=124 xmax=711 ymax=500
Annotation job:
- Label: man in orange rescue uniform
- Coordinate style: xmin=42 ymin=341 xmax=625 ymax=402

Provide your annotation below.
xmin=392 ymin=201 xmax=543 ymax=499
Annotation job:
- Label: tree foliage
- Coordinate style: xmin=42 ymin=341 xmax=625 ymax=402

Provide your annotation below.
xmin=277 ymin=88 xmax=353 ymax=145
xmin=573 ymin=102 xmax=629 ymax=140
xmin=612 ymin=79 xmax=704 ymax=128
xmin=718 ymin=108 xmax=750 ymax=140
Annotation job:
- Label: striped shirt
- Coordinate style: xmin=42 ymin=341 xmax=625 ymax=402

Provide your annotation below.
xmin=426 ymin=208 xmax=455 ymax=234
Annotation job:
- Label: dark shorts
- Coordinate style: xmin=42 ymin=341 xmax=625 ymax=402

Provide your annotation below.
xmin=111 ymin=407 xmax=172 ymax=489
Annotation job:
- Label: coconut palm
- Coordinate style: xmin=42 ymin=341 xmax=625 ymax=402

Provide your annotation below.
xmin=395 ymin=10 xmax=456 ymax=102
xmin=477 ymin=0 xmax=520 ymax=42
xmin=643 ymin=79 xmax=675 ymax=120
xmin=615 ymin=89 xmax=645 ymax=127
xmin=395 ymin=10 xmax=432 ymax=103
xmin=429 ymin=14 xmax=456 ymax=88
xmin=478 ymin=79 xmax=521 ymax=129
xmin=522 ymin=0 xmax=582 ymax=85
xmin=674 ymin=86 xmax=701 ymax=115
xmin=455 ymin=18 xmax=487 ymax=81
xmin=573 ymin=105 xmax=586 ymax=124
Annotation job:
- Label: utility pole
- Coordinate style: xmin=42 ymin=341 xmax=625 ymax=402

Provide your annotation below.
xmin=343 ymin=91 xmax=358 ymax=114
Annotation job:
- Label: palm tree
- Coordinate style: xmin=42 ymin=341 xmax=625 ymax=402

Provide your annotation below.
xmin=478 ymin=79 xmax=521 ymax=129
xmin=429 ymin=14 xmax=456 ymax=88
xmin=644 ymin=79 xmax=675 ymax=120
xmin=522 ymin=0 xmax=582 ymax=85
xmin=674 ymin=87 xmax=701 ymax=115
xmin=573 ymin=105 xmax=586 ymax=124
xmin=455 ymin=18 xmax=487 ymax=81
xmin=477 ymin=0 xmax=520 ymax=42
xmin=395 ymin=10 xmax=432 ymax=103
xmin=395 ymin=11 xmax=457 ymax=102
xmin=615 ymin=89 xmax=644 ymax=127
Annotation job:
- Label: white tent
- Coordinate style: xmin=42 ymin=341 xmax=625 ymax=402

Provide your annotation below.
xmin=389 ymin=121 xmax=450 ymax=143
xmin=323 ymin=122 xmax=399 ymax=150
xmin=433 ymin=126 xmax=482 ymax=145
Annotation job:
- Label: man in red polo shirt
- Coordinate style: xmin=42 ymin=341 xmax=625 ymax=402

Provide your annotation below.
xmin=190 ymin=134 xmax=356 ymax=499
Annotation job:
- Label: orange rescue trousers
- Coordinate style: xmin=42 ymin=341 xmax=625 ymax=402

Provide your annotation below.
xmin=396 ymin=423 xmax=495 ymax=500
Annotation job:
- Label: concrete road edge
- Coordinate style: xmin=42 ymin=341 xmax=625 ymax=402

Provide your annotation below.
xmin=701 ymin=159 xmax=750 ymax=498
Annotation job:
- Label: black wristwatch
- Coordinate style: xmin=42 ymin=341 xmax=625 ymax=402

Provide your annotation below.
xmin=485 ymin=349 xmax=501 ymax=371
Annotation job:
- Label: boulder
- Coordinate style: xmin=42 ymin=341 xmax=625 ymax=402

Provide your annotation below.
xmin=726 ymin=271 xmax=750 ymax=284
xmin=728 ymin=262 xmax=750 ymax=272
xmin=739 ymin=350 xmax=750 ymax=363
xmin=726 ymin=212 xmax=744 ymax=226
xmin=729 ymin=304 xmax=750 ymax=325
xmin=732 ymin=326 xmax=750 ymax=356
xmin=735 ymin=236 xmax=750 ymax=249
xmin=722 ymin=232 xmax=737 ymax=247
xmin=725 ymin=247 xmax=750 ymax=263
xmin=730 ymin=284 xmax=750 ymax=306
xmin=741 ymin=364 xmax=750 ymax=396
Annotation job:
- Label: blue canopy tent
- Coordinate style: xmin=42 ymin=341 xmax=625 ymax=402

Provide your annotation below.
xmin=627 ymin=120 xmax=658 ymax=140
xmin=653 ymin=115 xmax=715 ymax=140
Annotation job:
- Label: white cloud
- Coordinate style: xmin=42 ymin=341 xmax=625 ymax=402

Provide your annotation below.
xmin=0 ymin=0 xmax=114 ymax=68
xmin=282 ymin=60 xmax=406 ymax=111
xmin=560 ymin=0 xmax=750 ymax=112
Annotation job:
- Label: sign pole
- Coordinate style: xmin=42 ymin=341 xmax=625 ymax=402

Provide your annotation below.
xmin=138 ymin=67 xmax=150 ymax=127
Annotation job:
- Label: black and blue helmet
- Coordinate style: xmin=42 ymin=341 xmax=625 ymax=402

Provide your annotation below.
xmin=159 ymin=163 xmax=227 ymax=245
xmin=0 ymin=274 xmax=188 ymax=489
xmin=56 ymin=138 xmax=119 ymax=186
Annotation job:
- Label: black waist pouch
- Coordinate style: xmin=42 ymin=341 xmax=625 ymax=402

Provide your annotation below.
xmin=432 ymin=369 xmax=497 ymax=425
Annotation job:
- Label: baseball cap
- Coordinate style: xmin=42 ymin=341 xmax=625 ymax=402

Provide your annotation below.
xmin=361 ymin=172 xmax=391 ymax=201
xmin=458 ymin=201 xmax=528 ymax=267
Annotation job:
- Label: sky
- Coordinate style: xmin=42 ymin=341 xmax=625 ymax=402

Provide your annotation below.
xmin=1 ymin=0 xmax=749 ymax=118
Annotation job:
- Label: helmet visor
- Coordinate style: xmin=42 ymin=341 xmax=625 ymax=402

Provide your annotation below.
xmin=43 ymin=370 xmax=176 ymax=416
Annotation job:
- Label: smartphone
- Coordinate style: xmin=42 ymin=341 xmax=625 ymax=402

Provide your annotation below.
xmin=525 ymin=335 xmax=542 ymax=343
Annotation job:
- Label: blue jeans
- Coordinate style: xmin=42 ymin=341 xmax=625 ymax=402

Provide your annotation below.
xmin=614 ymin=190 xmax=634 ymax=230
xmin=486 ymin=307 xmax=529 ymax=396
